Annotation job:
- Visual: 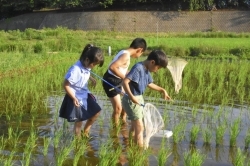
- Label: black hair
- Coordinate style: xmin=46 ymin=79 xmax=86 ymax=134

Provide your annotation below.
xmin=147 ymin=50 xmax=168 ymax=68
xmin=129 ymin=38 xmax=147 ymax=52
xmin=79 ymin=44 xmax=104 ymax=67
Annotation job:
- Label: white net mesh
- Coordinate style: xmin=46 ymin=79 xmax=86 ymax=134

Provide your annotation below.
xmin=143 ymin=103 xmax=164 ymax=149
xmin=167 ymin=57 xmax=188 ymax=93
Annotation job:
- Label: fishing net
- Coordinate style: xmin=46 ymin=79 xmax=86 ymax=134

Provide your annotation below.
xmin=143 ymin=103 xmax=165 ymax=149
xmin=167 ymin=57 xmax=188 ymax=93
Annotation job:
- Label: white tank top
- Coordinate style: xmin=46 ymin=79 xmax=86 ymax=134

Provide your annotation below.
xmin=108 ymin=50 xmax=130 ymax=79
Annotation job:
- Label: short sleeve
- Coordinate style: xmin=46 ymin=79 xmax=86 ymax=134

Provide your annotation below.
xmin=126 ymin=65 xmax=140 ymax=83
xmin=65 ymin=66 xmax=82 ymax=85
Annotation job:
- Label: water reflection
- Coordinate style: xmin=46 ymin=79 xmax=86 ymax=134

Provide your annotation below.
xmin=0 ymin=92 xmax=249 ymax=165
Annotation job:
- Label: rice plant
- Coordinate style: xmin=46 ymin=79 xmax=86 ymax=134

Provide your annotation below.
xmin=172 ymin=120 xmax=187 ymax=143
xmin=229 ymin=118 xmax=241 ymax=147
xmin=157 ymin=138 xmax=171 ymax=166
xmin=55 ymin=140 xmax=74 ymax=166
xmin=43 ymin=136 xmax=51 ymax=156
xmin=53 ymin=129 xmax=63 ymax=149
xmin=184 ymin=149 xmax=206 ymax=166
xmin=215 ymin=123 xmax=227 ymax=146
xmin=98 ymin=139 xmax=122 ymax=166
xmin=127 ymin=145 xmax=151 ymax=166
xmin=73 ymin=138 xmax=88 ymax=166
xmin=190 ymin=125 xmax=200 ymax=144
xmin=22 ymin=129 xmax=38 ymax=166
xmin=244 ymin=129 xmax=250 ymax=149
xmin=232 ymin=148 xmax=246 ymax=166
xmin=202 ymin=128 xmax=212 ymax=145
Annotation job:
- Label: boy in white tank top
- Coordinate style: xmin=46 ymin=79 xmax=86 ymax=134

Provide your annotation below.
xmin=102 ymin=38 xmax=147 ymax=127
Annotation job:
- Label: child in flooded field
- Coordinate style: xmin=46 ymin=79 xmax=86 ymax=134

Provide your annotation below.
xmin=122 ymin=50 xmax=171 ymax=147
xmin=102 ymin=38 xmax=147 ymax=127
xmin=59 ymin=44 xmax=104 ymax=138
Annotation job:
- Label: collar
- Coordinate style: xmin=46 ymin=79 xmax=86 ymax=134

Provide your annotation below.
xmin=77 ymin=60 xmax=91 ymax=73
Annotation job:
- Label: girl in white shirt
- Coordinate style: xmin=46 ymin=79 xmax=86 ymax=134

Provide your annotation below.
xmin=60 ymin=44 xmax=104 ymax=138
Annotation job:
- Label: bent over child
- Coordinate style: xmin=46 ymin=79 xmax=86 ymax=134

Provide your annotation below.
xmin=59 ymin=44 xmax=104 ymax=138
xmin=122 ymin=50 xmax=171 ymax=147
xmin=102 ymin=38 xmax=147 ymax=127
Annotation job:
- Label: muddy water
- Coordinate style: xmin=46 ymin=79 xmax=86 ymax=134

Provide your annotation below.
xmin=1 ymin=92 xmax=249 ymax=166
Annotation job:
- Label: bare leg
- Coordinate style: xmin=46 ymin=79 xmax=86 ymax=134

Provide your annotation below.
xmin=120 ymin=107 xmax=127 ymax=124
xmin=83 ymin=111 xmax=101 ymax=136
xmin=110 ymin=95 xmax=123 ymax=127
xmin=74 ymin=121 xmax=83 ymax=138
xmin=131 ymin=119 xmax=144 ymax=147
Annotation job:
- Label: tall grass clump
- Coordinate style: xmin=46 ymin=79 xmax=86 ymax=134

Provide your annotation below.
xmin=184 ymin=149 xmax=206 ymax=166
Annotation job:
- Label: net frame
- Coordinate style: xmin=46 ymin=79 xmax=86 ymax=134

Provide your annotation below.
xmin=143 ymin=103 xmax=165 ymax=149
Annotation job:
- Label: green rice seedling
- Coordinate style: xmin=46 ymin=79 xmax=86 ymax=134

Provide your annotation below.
xmin=43 ymin=136 xmax=51 ymax=156
xmin=7 ymin=127 xmax=24 ymax=147
xmin=173 ymin=120 xmax=187 ymax=143
xmin=184 ymin=149 xmax=206 ymax=166
xmin=191 ymin=107 xmax=198 ymax=120
xmin=215 ymin=123 xmax=227 ymax=146
xmin=73 ymin=138 xmax=88 ymax=166
xmin=157 ymin=138 xmax=171 ymax=166
xmin=54 ymin=129 xmax=63 ymax=149
xmin=4 ymin=149 xmax=16 ymax=166
xmin=127 ymin=145 xmax=151 ymax=166
xmin=229 ymin=118 xmax=241 ymax=147
xmin=55 ymin=140 xmax=74 ymax=166
xmin=232 ymin=148 xmax=246 ymax=166
xmin=22 ymin=129 xmax=38 ymax=166
xmin=98 ymin=139 xmax=122 ymax=166
xmin=244 ymin=129 xmax=250 ymax=149
xmin=190 ymin=125 xmax=200 ymax=144
xmin=202 ymin=128 xmax=212 ymax=145
xmin=0 ymin=136 xmax=5 ymax=150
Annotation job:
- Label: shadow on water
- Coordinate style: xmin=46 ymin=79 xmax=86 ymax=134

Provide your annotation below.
xmin=0 ymin=92 xmax=250 ymax=165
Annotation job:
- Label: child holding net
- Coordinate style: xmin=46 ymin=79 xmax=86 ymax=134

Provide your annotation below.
xmin=122 ymin=50 xmax=171 ymax=148
xmin=59 ymin=44 xmax=104 ymax=138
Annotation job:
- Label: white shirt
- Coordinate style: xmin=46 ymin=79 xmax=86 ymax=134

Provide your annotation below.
xmin=65 ymin=60 xmax=90 ymax=109
xmin=108 ymin=50 xmax=130 ymax=78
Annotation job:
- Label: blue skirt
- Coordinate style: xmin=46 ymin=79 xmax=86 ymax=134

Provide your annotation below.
xmin=59 ymin=93 xmax=101 ymax=122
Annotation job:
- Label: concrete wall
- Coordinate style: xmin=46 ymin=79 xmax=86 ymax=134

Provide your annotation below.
xmin=0 ymin=11 xmax=249 ymax=32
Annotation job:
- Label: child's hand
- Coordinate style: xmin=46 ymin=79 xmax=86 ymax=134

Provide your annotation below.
xmin=130 ymin=96 xmax=140 ymax=105
xmin=73 ymin=98 xmax=80 ymax=107
xmin=162 ymin=90 xmax=171 ymax=100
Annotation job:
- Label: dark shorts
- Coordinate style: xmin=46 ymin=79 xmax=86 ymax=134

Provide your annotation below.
xmin=102 ymin=71 xmax=122 ymax=98
xmin=59 ymin=93 xmax=101 ymax=122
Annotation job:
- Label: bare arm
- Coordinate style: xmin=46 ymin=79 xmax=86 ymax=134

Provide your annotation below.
xmin=89 ymin=76 xmax=96 ymax=87
xmin=147 ymin=83 xmax=171 ymax=100
xmin=122 ymin=78 xmax=140 ymax=105
xmin=109 ymin=53 xmax=129 ymax=79
xmin=63 ymin=79 xmax=80 ymax=107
